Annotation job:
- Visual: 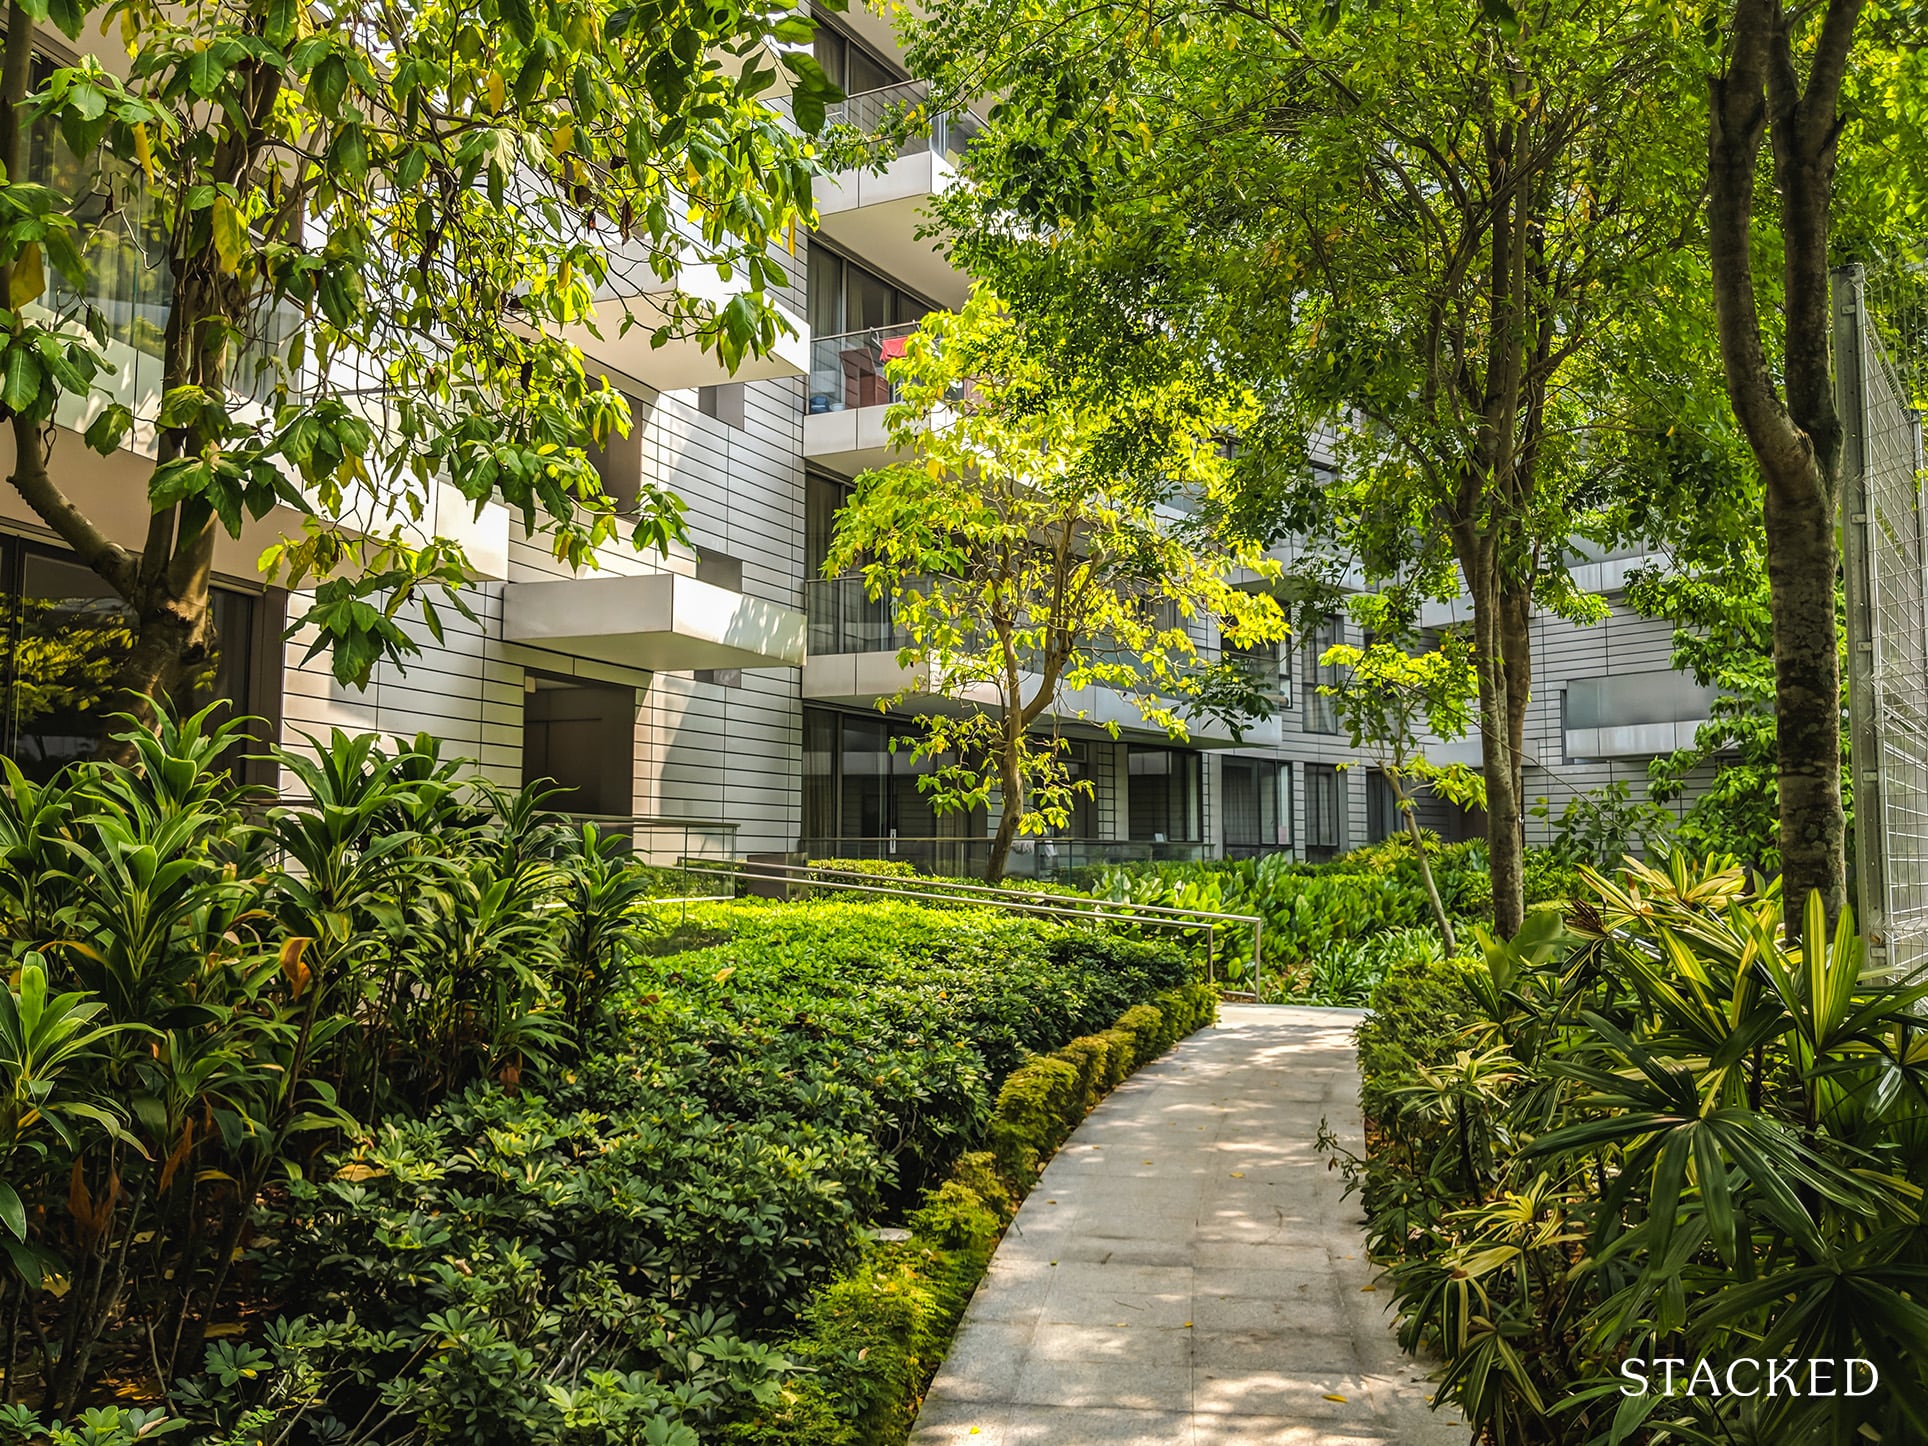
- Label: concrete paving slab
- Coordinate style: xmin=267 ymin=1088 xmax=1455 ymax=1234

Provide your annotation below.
xmin=910 ymin=1005 xmax=1470 ymax=1446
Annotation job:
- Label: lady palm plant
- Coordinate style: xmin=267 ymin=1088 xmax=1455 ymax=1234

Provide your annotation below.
xmin=1347 ymin=854 xmax=1928 ymax=1445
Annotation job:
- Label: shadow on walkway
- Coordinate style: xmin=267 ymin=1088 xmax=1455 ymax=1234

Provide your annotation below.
xmin=910 ymin=1004 xmax=1469 ymax=1445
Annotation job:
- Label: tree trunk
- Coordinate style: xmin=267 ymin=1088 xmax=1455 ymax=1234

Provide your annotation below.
xmin=1763 ymin=469 xmax=1845 ymax=918
xmin=100 ymin=534 xmax=221 ymax=763
xmin=984 ymin=699 xmax=1027 ymax=883
xmin=1706 ymin=0 xmax=1859 ymax=935
xmin=1497 ymin=576 xmax=1533 ymax=912
xmin=1475 ymin=606 xmax=1525 ymax=938
xmin=1393 ymin=771 xmax=1456 ymax=954
xmin=984 ymin=795 xmax=1021 ymax=884
xmin=1456 ymin=528 xmax=1527 ymax=939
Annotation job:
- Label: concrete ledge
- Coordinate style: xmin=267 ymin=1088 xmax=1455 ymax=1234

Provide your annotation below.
xmin=503 ymin=571 xmax=805 ymax=671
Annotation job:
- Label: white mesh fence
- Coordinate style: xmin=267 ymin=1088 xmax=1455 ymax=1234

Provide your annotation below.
xmin=1841 ymin=261 xmax=1928 ymax=975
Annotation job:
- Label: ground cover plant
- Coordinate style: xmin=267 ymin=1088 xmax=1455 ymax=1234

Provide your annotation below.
xmin=0 ymin=726 xmax=1199 ymax=1443
xmin=1337 ymin=854 xmax=1928 ymax=1444
xmin=722 ymin=979 xmax=1218 ymax=1445
xmin=181 ymin=905 xmax=1192 ymax=1444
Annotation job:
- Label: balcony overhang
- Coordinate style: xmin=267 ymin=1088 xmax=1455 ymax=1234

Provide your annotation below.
xmin=802 ymin=401 xmax=959 ymax=478
xmin=505 ymin=573 xmax=806 ymax=671
xmin=557 ymin=259 xmax=810 ymax=392
xmin=1563 ymin=721 xmax=1707 ymax=761
xmin=814 ymin=152 xmax=970 ymax=309
xmin=802 ymin=651 xmax=1270 ymax=747
xmin=802 ymin=402 xmax=905 ymax=476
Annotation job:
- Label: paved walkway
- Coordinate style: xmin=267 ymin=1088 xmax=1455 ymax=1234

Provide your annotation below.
xmin=910 ymin=1005 xmax=1468 ymax=1446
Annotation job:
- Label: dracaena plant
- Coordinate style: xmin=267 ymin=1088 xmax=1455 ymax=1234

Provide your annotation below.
xmin=0 ymin=702 xmax=663 ymax=1413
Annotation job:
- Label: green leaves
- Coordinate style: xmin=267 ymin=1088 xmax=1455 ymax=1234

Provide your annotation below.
xmin=0 ymin=0 xmax=821 ymax=695
xmin=1 ymin=344 xmax=41 ymax=414
xmin=1353 ymin=853 xmax=1928 ymax=1443
xmin=0 ymin=1182 xmax=23 ymax=1241
xmin=83 ymin=402 xmax=134 ymax=455
xmin=8 ymin=240 xmax=44 ymax=307
xmin=209 ymin=193 xmax=246 ymax=273
xmin=825 ymin=290 xmax=1285 ymax=879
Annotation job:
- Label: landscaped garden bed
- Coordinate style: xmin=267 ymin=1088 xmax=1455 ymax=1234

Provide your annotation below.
xmin=0 ymin=718 xmax=1213 ymax=1444
xmin=1335 ymin=855 xmax=1928 ymax=1444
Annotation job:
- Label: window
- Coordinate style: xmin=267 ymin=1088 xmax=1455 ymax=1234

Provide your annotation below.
xmin=806 ymin=473 xmax=896 ymax=654
xmin=1302 ymin=615 xmax=1343 ymax=734
xmin=811 ymin=21 xmax=899 ymax=95
xmin=1366 ymin=770 xmax=1400 ymax=843
xmin=806 ymin=472 xmax=848 ymax=581
xmin=1127 ymin=746 xmax=1201 ymax=843
xmin=1042 ymin=739 xmax=1097 ymax=839
xmin=1304 ymin=763 xmax=1345 ymax=861
xmin=0 ymin=538 xmax=281 ymax=785
xmin=802 ymin=706 xmax=837 ymax=841
xmin=521 ymin=676 xmax=636 ymax=816
xmin=801 ymin=706 xmax=987 ymax=866
xmin=806 ymin=246 xmax=933 ymax=339
xmin=1224 ymin=635 xmax=1287 ymax=704
xmin=1222 ymin=757 xmax=1283 ymax=852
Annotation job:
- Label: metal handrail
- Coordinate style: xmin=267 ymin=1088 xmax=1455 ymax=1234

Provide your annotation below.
xmin=685 ymin=857 xmax=1263 ymax=996
xmin=557 ymin=814 xmax=740 ymax=908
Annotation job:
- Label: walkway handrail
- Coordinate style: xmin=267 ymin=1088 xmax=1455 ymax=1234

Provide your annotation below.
xmin=684 ymin=858 xmax=1263 ymax=996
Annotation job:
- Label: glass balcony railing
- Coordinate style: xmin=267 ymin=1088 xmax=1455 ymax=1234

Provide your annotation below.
xmin=29 ymin=138 xmax=306 ymax=427
xmin=807 ymin=578 xmax=1243 ymax=696
xmin=806 ymin=321 xmax=920 ymax=416
xmin=1225 ymin=641 xmax=1286 ymax=696
xmin=826 ymin=79 xmax=985 ymax=168
xmin=807 ymin=574 xmax=906 ymax=655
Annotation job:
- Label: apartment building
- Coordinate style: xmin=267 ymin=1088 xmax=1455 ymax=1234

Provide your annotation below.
xmin=0 ymin=12 xmax=1719 ymax=874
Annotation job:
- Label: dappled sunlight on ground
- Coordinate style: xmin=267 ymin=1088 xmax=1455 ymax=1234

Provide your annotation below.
xmin=911 ymin=1005 xmax=1467 ymax=1446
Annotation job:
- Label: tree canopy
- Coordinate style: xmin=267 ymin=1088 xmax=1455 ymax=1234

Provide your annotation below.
xmin=0 ymin=0 xmax=841 ymax=743
xmin=905 ymin=0 xmax=1718 ymax=933
xmin=826 ymin=289 xmax=1287 ymax=881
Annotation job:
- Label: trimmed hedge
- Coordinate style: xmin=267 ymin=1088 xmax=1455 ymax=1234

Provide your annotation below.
xmin=721 ymin=981 xmax=1219 ymax=1445
xmin=1354 ymin=948 xmax=1480 ymax=1125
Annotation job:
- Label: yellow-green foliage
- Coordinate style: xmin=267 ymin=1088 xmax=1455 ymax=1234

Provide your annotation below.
xmin=726 ymin=981 xmax=1217 ymax=1445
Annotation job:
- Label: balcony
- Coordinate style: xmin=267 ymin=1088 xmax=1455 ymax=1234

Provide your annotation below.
xmin=1563 ymin=671 xmax=1714 ymax=760
xmin=802 ymin=576 xmax=1277 ymax=747
xmin=802 ymin=321 xmax=945 ymax=474
xmin=814 ymin=81 xmax=983 ymax=308
xmin=504 ymin=571 xmax=806 ymax=671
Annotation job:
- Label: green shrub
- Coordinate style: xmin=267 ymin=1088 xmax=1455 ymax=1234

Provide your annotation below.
xmin=1520 ymin=848 xmax=1586 ymax=907
xmin=797 ymin=857 xmax=931 ymax=898
xmin=162 ymin=905 xmax=1191 ymax=1444
xmin=1074 ymin=842 xmax=1580 ymax=991
xmin=1339 ymin=856 xmax=1928 ymax=1444
xmin=1352 ymin=945 xmax=1479 ymax=1124
xmin=0 ymin=710 xmax=656 ymax=1419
